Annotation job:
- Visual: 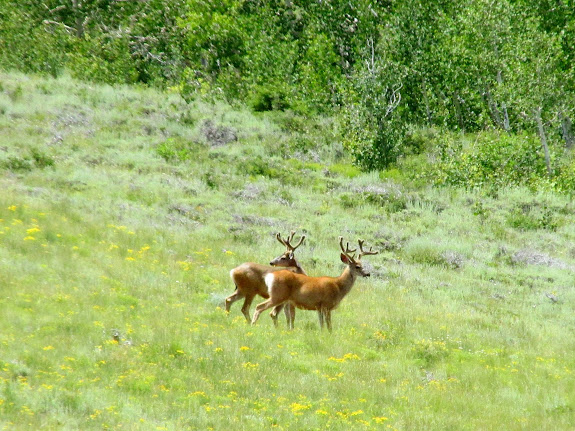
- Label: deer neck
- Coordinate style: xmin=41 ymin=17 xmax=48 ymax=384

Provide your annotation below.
xmin=292 ymin=259 xmax=307 ymax=275
xmin=336 ymin=266 xmax=357 ymax=298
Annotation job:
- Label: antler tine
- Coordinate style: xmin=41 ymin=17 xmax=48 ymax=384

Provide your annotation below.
xmin=358 ymin=239 xmax=379 ymax=258
xmin=276 ymin=232 xmax=287 ymax=247
xmin=291 ymin=233 xmax=305 ymax=251
xmin=278 ymin=231 xmax=305 ymax=251
xmin=339 ymin=236 xmax=357 ymax=260
xmin=285 ymin=230 xmax=305 ymax=251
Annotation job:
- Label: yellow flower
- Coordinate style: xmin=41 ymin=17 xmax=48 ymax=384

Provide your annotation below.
xmin=240 ymin=346 xmax=250 ymax=351
xmin=290 ymin=402 xmax=311 ymax=415
xmin=242 ymin=362 xmax=259 ymax=369
xmin=374 ymin=416 xmax=389 ymax=424
xmin=43 ymin=345 xmax=54 ymax=351
xmin=7 ymin=205 xmax=17 ymax=211
xmin=328 ymin=353 xmax=361 ymax=363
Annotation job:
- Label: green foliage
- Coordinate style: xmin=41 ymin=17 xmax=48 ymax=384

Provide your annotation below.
xmin=403 ymin=238 xmax=465 ymax=269
xmin=553 ymin=154 xmax=575 ymax=193
xmin=1 ymin=149 xmax=55 ymax=172
xmin=0 ymin=5 xmax=70 ymax=76
xmin=0 ymin=0 xmax=188 ymax=85
xmin=340 ymin=21 xmax=408 ymax=170
xmin=3 ymin=1 xmax=575 ymax=187
xmin=328 ymin=164 xmax=361 ymax=179
xmin=249 ymin=84 xmax=290 ymax=112
xmin=30 ymin=148 xmax=55 ymax=169
xmin=156 ymin=138 xmax=205 ymax=163
xmin=506 ymin=202 xmax=559 ymax=231
xmin=338 ymin=184 xmax=407 ymax=213
xmin=431 ymin=132 xmax=549 ymax=190
xmin=236 ymin=156 xmax=318 ymax=187
xmin=68 ymin=35 xmax=139 ymax=85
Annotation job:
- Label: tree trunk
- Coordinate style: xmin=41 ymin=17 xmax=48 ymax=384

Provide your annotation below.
xmin=560 ymin=112 xmax=574 ymax=149
xmin=485 ymin=84 xmax=503 ymax=129
xmin=422 ymin=76 xmax=432 ymax=126
xmin=534 ymin=107 xmax=552 ymax=177
xmin=496 ymin=71 xmax=510 ymax=132
xmin=453 ymin=91 xmax=465 ymax=132
xmin=72 ymin=0 xmax=84 ymax=39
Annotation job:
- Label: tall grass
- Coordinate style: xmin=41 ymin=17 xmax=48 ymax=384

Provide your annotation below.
xmin=1 ymin=71 xmax=574 ymax=429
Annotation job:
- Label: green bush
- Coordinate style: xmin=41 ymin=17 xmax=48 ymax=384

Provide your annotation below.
xmin=431 ymin=132 xmax=548 ymax=190
xmin=553 ymin=154 xmax=575 ymax=193
xmin=2 ymin=149 xmax=55 ymax=172
xmin=31 ymin=149 xmax=55 ymax=168
xmin=156 ymin=138 xmax=206 ymax=163
xmin=3 ymin=156 xmax=33 ymax=172
xmin=506 ymin=203 xmax=559 ymax=231
xmin=249 ymin=84 xmax=290 ymax=112
xmin=0 ymin=6 xmax=70 ymax=77
xmin=69 ymin=36 xmax=139 ymax=85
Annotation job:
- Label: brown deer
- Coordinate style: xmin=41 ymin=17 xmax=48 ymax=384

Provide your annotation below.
xmin=226 ymin=231 xmax=306 ymax=324
xmin=251 ymin=237 xmax=378 ymax=331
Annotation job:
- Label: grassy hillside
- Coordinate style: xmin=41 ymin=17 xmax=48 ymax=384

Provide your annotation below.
xmin=1 ymin=71 xmax=575 ymax=430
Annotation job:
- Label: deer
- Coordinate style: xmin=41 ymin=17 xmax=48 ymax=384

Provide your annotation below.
xmin=226 ymin=231 xmax=306 ymax=325
xmin=251 ymin=237 xmax=378 ymax=332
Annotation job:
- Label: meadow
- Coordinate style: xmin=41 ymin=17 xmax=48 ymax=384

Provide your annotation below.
xmin=1 ymin=71 xmax=575 ymax=430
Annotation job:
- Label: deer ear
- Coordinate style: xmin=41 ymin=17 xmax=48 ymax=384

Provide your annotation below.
xmin=341 ymin=253 xmax=350 ymax=264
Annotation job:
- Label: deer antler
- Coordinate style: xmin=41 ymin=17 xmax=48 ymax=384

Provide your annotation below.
xmin=277 ymin=231 xmax=305 ymax=252
xmin=339 ymin=236 xmax=358 ymax=261
xmin=357 ymin=239 xmax=379 ymax=259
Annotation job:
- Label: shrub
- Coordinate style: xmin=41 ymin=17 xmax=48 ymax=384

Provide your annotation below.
xmin=403 ymin=238 xmax=466 ymax=268
xmin=328 ymin=164 xmax=361 ymax=179
xmin=249 ymin=84 xmax=290 ymax=112
xmin=3 ymin=156 xmax=33 ymax=172
xmin=506 ymin=202 xmax=559 ymax=231
xmin=156 ymin=138 xmax=205 ymax=163
xmin=69 ymin=35 xmax=139 ymax=85
xmin=31 ymin=149 xmax=55 ymax=168
xmin=431 ymin=132 xmax=548 ymax=190
xmin=338 ymin=183 xmax=407 ymax=212
xmin=2 ymin=149 xmax=55 ymax=172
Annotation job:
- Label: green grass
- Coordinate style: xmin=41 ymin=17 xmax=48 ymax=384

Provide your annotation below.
xmin=1 ymin=71 xmax=575 ymax=430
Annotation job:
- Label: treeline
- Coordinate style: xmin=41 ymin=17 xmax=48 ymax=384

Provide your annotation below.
xmin=2 ymin=0 xmax=575 ymax=179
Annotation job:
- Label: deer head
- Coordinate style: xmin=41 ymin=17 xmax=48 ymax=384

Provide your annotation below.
xmin=269 ymin=231 xmax=306 ymax=266
xmin=339 ymin=237 xmax=378 ymax=277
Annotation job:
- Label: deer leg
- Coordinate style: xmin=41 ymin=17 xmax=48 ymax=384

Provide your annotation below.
xmin=318 ymin=308 xmax=324 ymax=330
xmin=252 ymin=299 xmax=277 ymax=325
xmin=225 ymin=288 xmax=244 ymax=312
xmin=240 ymin=295 xmax=255 ymax=323
xmin=285 ymin=303 xmax=295 ymax=330
xmin=270 ymin=304 xmax=284 ymax=328
xmin=325 ymin=310 xmax=332 ymax=332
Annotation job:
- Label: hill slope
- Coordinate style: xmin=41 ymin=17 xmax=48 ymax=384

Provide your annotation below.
xmin=1 ymin=72 xmax=575 ymax=429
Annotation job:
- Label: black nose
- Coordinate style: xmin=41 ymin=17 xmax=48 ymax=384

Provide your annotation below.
xmin=269 ymin=261 xmax=274 ymax=266
xmin=365 ymin=273 xmax=371 ymax=277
